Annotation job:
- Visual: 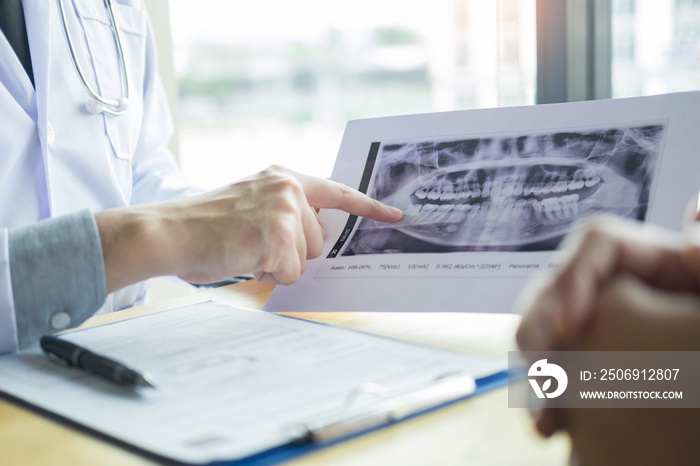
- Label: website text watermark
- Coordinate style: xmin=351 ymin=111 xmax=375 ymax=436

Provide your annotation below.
xmin=509 ymin=352 xmax=700 ymax=408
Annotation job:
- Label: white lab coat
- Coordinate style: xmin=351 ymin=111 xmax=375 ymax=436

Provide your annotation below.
xmin=0 ymin=0 xmax=200 ymax=352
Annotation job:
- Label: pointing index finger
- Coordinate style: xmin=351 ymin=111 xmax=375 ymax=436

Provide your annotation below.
xmin=298 ymin=173 xmax=403 ymax=223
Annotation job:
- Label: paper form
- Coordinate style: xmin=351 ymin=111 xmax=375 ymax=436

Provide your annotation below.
xmin=0 ymin=302 xmax=505 ymax=464
xmin=266 ymin=92 xmax=700 ymax=313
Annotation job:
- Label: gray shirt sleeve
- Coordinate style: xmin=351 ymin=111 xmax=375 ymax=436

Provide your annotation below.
xmin=9 ymin=210 xmax=107 ymax=349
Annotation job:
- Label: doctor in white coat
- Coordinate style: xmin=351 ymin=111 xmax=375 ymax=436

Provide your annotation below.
xmin=0 ymin=0 xmax=402 ymax=353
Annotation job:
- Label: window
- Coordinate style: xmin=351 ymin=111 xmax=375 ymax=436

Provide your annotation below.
xmin=612 ymin=0 xmax=700 ymax=98
xmin=168 ymin=0 xmax=536 ymax=189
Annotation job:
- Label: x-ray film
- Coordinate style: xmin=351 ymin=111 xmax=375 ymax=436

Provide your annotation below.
xmin=266 ymin=92 xmax=700 ymax=313
xmin=335 ymin=124 xmax=664 ymax=256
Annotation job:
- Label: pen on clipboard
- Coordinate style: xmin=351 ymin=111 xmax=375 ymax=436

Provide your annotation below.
xmin=40 ymin=335 xmax=157 ymax=389
xmin=288 ymin=372 xmax=476 ymax=444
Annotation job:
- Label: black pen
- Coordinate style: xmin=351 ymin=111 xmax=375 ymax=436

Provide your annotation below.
xmin=40 ymin=335 xmax=156 ymax=388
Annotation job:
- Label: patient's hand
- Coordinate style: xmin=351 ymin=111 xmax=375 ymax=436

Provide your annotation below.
xmin=516 ymin=214 xmax=700 ymax=464
xmin=559 ymin=275 xmax=700 ymax=466
xmin=516 ymin=216 xmax=700 ymax=411
xmin=516 ymin=216 xmax=700 ymax=356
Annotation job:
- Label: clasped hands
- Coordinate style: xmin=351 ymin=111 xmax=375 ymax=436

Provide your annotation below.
xmin=516 ymin=208 xmax=700 ymax=465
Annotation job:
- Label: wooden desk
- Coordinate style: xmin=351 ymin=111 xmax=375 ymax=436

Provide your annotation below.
xmin=0 ymin=280 xmax=569 ymax=465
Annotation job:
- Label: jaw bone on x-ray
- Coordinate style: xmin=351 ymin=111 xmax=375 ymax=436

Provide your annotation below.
xmin=343 ymin=124 xmax=665 ymax=255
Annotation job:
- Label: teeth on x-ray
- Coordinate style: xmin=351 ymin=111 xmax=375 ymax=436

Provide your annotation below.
xmin=341 ymin=125 xmax=665 ymax=255
xmin=407 ymin=163 xmax=598 ymax=227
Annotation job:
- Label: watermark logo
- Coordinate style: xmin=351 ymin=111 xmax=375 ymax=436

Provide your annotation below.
xmin=528 ymin=359 xmax=568 ymax=399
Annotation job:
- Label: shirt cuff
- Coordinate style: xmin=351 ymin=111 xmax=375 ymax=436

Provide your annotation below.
xmin=0 ymin=231 xmax=18 ymax=353
xmin=9 ymin=210 xmax=107 ymax=349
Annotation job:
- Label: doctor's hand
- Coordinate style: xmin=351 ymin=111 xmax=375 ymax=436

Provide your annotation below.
xmin=95 ymin=165 xmax=402 ymax=292
xmin=516 ymin=215 xmax=700 ymax=437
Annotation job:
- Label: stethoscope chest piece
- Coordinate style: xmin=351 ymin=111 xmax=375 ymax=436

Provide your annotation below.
xmin=85 ymin=96 xmax=129 ymax=115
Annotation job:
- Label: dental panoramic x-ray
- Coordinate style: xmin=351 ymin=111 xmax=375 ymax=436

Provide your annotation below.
xmin=342 ymin=124 xmax=665 ymax=255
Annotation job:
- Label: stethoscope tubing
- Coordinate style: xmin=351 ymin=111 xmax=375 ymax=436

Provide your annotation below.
xmin=57 ymin=0 xmax=130 ymax=115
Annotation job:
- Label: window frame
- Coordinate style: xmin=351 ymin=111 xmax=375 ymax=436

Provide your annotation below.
xmin=536 ymin=0 xmax=612 ymax=103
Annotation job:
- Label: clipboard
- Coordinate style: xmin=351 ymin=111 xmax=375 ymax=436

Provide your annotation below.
xmin=0 ymin=301 xmax=508 ymax=465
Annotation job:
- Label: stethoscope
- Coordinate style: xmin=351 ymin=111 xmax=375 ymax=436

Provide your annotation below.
xmin=57 ymin=0 xmax=130 ymax=115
